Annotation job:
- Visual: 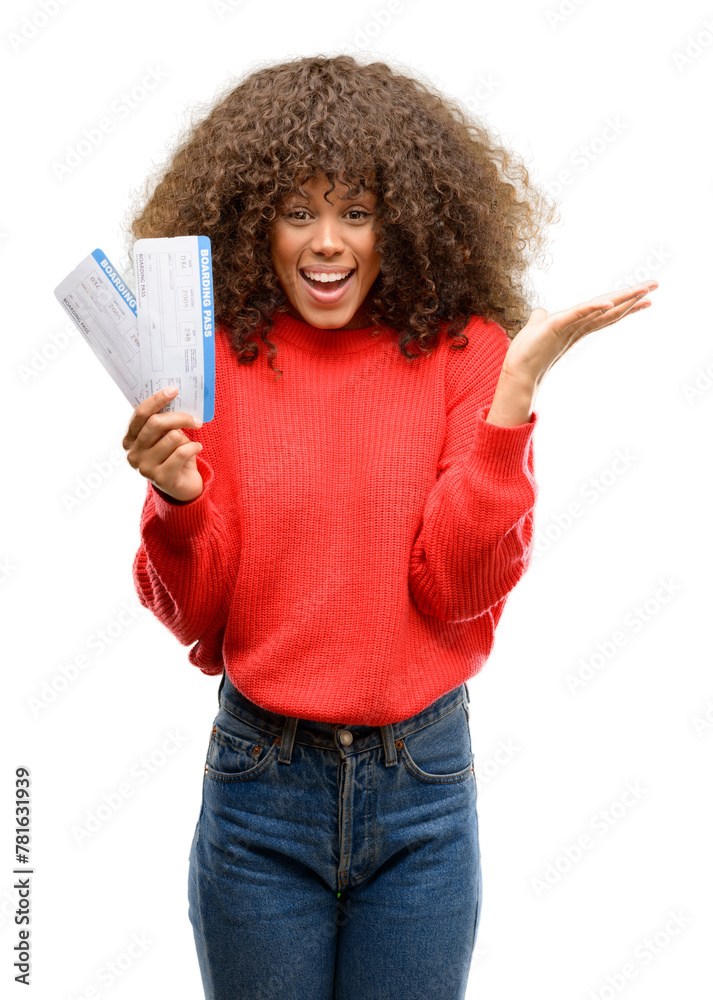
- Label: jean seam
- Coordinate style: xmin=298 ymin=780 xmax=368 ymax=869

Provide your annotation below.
xmin=350 ymin=757 xmax=377 ymax=885
xmin=191 ymin=779 xmax=214 ymax=998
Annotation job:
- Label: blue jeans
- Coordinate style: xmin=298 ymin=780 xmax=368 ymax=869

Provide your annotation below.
xmin=188 ymin=670 xmax=482 ymax=999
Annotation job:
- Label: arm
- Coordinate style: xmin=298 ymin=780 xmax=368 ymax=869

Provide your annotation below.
xmin=132 ymin=452 xmax=235 ymax=646
xmin=408 ymin=317 xmax=538 ymax=622
xmin=410 ymin=279 xmax=659 ymax=621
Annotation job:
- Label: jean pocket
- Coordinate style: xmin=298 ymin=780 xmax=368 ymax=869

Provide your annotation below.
xmin=204 ymin=710 xmax=278 ymax=783
xmin=397 ymin=702 xmax=473 ymax=785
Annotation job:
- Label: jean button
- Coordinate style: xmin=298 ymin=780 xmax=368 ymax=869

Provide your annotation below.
xmin=339 ymin=730 xmax=353 ymax=746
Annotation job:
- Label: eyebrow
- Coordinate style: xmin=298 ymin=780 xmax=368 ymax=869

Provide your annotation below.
xmin=285 ymin=190 xmax=377 ymax=204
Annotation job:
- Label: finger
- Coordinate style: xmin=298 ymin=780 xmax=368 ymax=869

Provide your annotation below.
xmin=130 ymin=427 xmax=193 ymax=474
xmin=528 ymin=307 xmax=549 ymax=323
xmin=569 ymin=290 xmax=654 ymax=344
xmin=586 ymin=280 xmax=658 ymax=311
xmin=594 ymin=294 xmax=653 ymax=329
xmin=592 ymin=286 xmax=653 ymax=324
xmin=134 ymin=410 xmax=203 ymax=456
xmin=556 ymin=283 xmax=655 ymax=339
xmin=547 ymin=301 xmax=616 ymax=337
xmin=142 ymin=440 xmax=202 ymax=488
xmin=123 ymin=391 xmax=202 ymax=451
xmin=123 ymin=387 xmax=179 ymax=450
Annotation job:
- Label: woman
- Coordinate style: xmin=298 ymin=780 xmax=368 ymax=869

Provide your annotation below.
xmin=121 ymin=54 xmax=656 ymax=1000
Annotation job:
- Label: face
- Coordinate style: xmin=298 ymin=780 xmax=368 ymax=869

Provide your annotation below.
xmin=269 ymin=172 xmax=381 ymax=330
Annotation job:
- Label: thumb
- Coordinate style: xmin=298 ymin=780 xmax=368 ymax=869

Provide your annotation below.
xmin=527 ymin=306 xmax=549 ymax=325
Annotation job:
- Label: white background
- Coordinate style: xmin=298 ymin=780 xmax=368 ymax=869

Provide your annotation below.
xmin=2 ymin=0 xmax=711 ymax=997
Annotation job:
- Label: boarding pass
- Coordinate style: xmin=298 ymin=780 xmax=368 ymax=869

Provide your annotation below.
xmin=54 ymin=236 xmax=215 ymax=422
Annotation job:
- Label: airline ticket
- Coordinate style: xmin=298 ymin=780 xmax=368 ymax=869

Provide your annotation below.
xmin=133 ymin=235 xmax=215 ymax=423
xmin=54 ymin=237 xmax=215 ymax=422
xmin=54 ymin=248 xmax=142 ymax=407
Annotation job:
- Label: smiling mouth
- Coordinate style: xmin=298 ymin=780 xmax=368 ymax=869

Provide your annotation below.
xmin=297 ymin=268 xmax=357 ymax=304
xmin=299 ymin=269 xmax=355 ymax=289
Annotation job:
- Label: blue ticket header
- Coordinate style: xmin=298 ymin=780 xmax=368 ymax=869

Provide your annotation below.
xmin=91 ymin=249 xmax=137 ymax=314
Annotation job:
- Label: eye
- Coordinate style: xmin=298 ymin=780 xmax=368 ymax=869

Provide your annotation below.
xmin=281 ymin=207 xmax=372 ymax=221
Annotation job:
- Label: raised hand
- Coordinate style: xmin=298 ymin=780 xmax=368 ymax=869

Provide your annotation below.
xmin=503 ymin=281 xmax=659 ymax=391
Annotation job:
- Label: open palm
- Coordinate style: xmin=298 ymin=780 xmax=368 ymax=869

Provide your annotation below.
xmin=502 ymin=280 xmax=659 ymax=390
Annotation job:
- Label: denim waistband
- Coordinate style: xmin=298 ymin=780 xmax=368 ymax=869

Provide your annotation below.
xmin=216 ymin=670 xmax=470 ymax=768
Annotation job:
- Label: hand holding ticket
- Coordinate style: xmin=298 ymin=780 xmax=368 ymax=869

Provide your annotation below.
xmin=54 ymin=236 xmax=215 ymax=423
xmin=122 ymin=385 xmax=205 ymax=503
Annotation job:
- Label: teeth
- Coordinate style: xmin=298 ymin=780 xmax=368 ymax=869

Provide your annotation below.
xmin=302 ymin=270 xmax=353 ymax=283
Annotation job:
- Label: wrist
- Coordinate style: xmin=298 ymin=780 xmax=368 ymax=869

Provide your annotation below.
xmin=151 ymin=482 xmax=203 ymax=505
xmin=485 ymin=369 xmax=537 ymax=427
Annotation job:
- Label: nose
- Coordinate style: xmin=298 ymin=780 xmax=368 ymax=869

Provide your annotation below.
xmin=308 ymin=216 xmax=344 ymax=256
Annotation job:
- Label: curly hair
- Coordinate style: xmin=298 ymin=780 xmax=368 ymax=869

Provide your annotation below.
xmin=122 ymin=53 xmax=559 ymax=378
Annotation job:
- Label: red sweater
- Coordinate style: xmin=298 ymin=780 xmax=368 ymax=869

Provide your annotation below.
xmin=132 ymin=310 xmax=538 ymax=726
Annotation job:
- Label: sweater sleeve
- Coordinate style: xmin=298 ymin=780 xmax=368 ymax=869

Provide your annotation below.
xmin=132 ymin=452 xmax=234 ymax=646
xmin=408 ymin=317 xmax=538 ymax=622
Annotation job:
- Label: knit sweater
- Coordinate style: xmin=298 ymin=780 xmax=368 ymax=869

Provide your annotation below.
xmin=132 ymin=310 xmax=538 ymax=726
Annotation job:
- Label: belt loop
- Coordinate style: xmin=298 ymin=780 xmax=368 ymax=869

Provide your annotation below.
xmin=464 ymin=681 xmax=470 ymax=704
xmin=380 ymin=723 xmax=397 ymax=766
xmin=217 ymin=668 xmax=226 ymax=707
xmin=278 ymin=715 xmax=298 ymax=764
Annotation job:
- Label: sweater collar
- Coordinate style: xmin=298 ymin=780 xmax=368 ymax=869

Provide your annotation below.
xmin=267 ymin=309 xmax=388 ymax=355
